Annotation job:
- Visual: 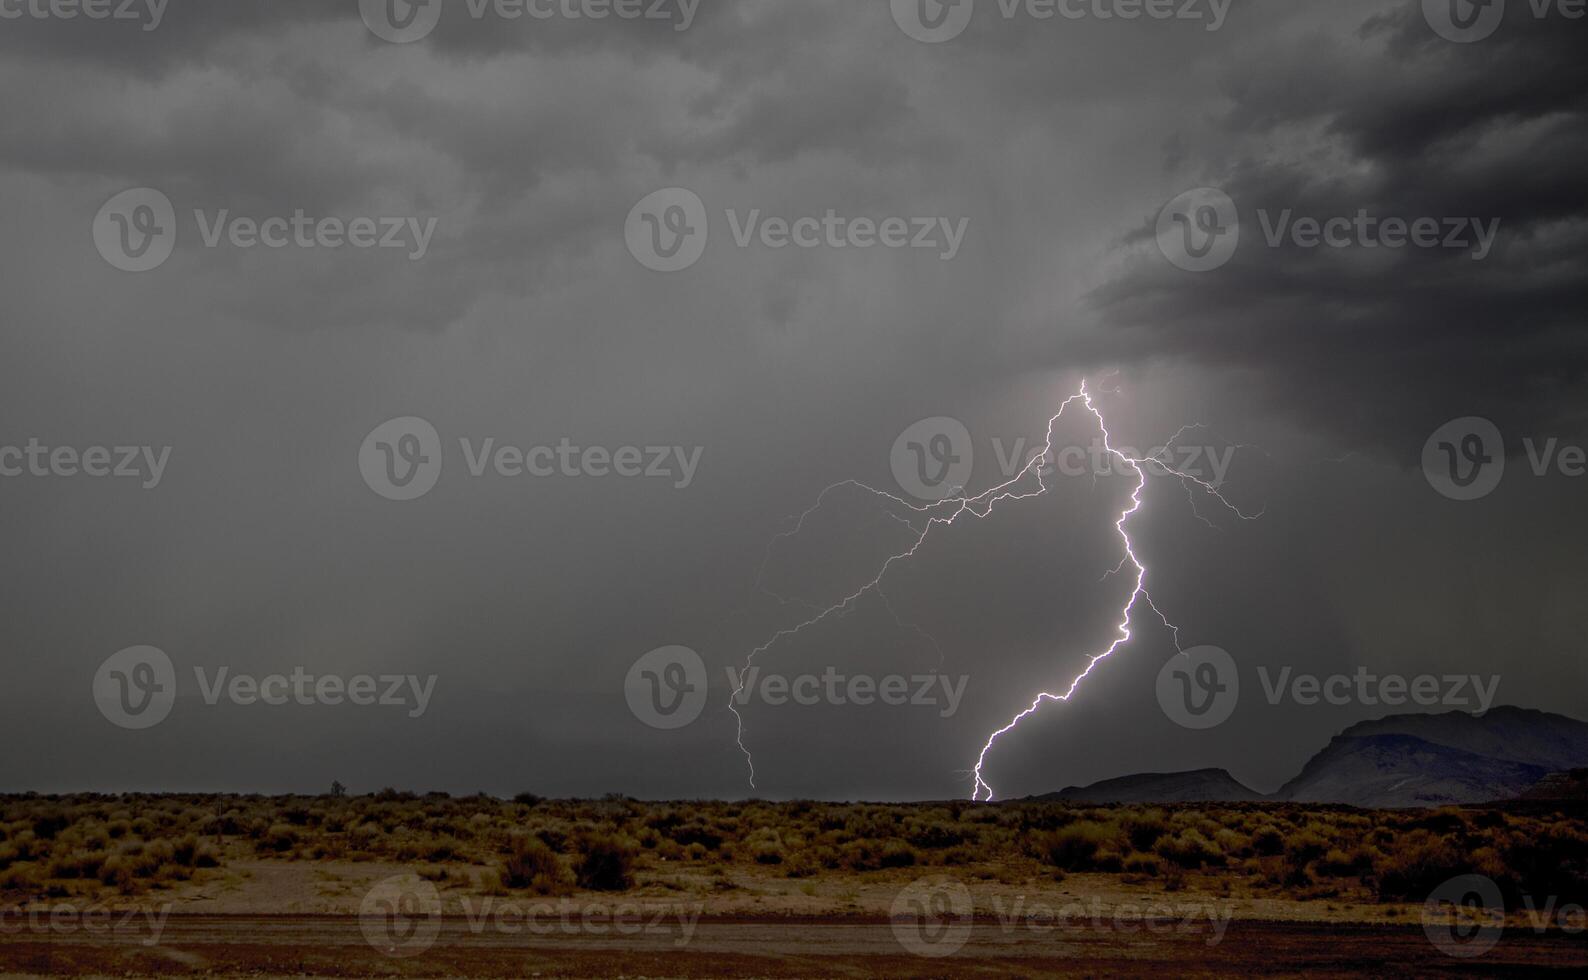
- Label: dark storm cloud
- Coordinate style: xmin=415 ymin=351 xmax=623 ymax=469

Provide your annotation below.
xmin=1 ymin=2 xmax=933 ymax=335
xmin=0 ymin=1 xmax=818 ymax=74
xmin=1 ymin=1 xmax=1585 ymax=801
xmin=0 ymin=0 xmax=341 ymax=71
xmin=1091 ymin=5 xmax=1588 ymax=453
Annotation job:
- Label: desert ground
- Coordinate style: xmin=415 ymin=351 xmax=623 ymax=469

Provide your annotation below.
xmin=2 ymin=793 xmax=1585 ymax=976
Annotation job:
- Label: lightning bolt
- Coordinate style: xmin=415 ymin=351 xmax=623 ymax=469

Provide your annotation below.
xmin=730 ymin=380 xmax=1259 ymax=799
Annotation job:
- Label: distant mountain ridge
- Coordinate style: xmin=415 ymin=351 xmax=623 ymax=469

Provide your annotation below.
xmin=1333 ymin=707 xmax=1588 ymax=772
xmin=1036 ymin=707 xmax=1588 ymax=808
xmin=1038 ymin=768 xmax=1265 ymax=804
xmin=1521 ymin=769 xmax=1588 ymax=801
xmin=1277 ymin=733 xmax=1551 ymax=808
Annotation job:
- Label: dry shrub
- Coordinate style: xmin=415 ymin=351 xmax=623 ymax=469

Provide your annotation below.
xmin=744 ymin=827 xmax=785 ymax=865
xmin=907 ymin=821 xmax=965 ymax=850
xmin=1316 ymin=846 xmax=1376 ymax=878
xmin=879 ymin=841 xmax=919 ymax=869
xmin=257 ymin=823 xmax=298 ymax=853
xmin=1284 ymin=830 xmax=1330 ymax=867
xmin=575 ymin=834 xmax=637 ymax=892
xmin=1123 ymin=811 xmax=1169 ymax=852
xmin=669 ymin=822 xmax=723 ymax=851
xmin=1374 ymin=833 xmax=1470 ymax=901
xmin=1500 ymin=826 xmax=1588 ymax=903
xmin=1155 ymin=830 xmax=1223 ymax=869
xmin=4 ymin=793 xmax=1586 ymax=909
xmin=1123 ymin=852 xmax=1161 ymax=877
xmin=501 ymin=835 xmax=570 ymax=894
xmin=839 ymin=839 xmax=883 ymax=872
xmin=783 ymin=853 xmax=818 ymax=878
xmin=1038 ymin=822 xmax=1121 ymax=872
xmin=1250 ymin=824 xmax=1285 ymax=856
xmin=751 ymin=842 xmax=785 ymax=865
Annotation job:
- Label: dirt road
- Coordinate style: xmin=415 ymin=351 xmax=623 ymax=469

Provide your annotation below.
xmin=4 ymin=914 xmax=1586 ymax=977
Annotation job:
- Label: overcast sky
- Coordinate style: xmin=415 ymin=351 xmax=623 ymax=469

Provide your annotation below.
xmin=1 ymin=0 xmax=1584 ymax=801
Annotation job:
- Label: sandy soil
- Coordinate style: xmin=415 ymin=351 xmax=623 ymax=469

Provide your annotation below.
xmin=3 ymin=861 xmax=1586 ymax=977
xmin=5 ymin=915 xmax=1587 ymax=978
xmin=0 ymin=859 xmax=1479 ymax=920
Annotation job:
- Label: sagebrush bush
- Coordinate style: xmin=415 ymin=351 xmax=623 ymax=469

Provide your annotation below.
xmin=1316 ymin=846 xmax=1375 ymax=878
xmin=839 ymin=839 xmax=882 ymax=872
xmin=575 ymin=834 xmax=636 ymax=892
xmin=1284 ymin=831 xmax=1330 ymax=867
xmin=752 ymin=842 xmax=785 ymax=865
xmin=1155 ymin=830 xmax=1223 ymax=869
xmin=1038 ymin=822 xmax=1121 ymax=871
xmin=1250 ymin=824 xmax=1285 ymax=856
xmin=1123 ymin=852 xmax=1161 ymax=877
xmin=501 ymin=835 xmax=569 ymax=894
xmin=879 ymin=841 xmax=919 ymax=869
xmin=1501 ymin=826 xmax=1588 ymax=903
xmin=1123 ymin=811 xmax=1169 ymax=852
xmin=1374 ymin=834 xmax=1468 ymax=901
xmin=258 ymin=823 xmax=298 ymax=853
xmin=1 ymin=792 xmax=1583 ymax=907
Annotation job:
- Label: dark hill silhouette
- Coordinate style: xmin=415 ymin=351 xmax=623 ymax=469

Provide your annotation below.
xmin=1035 ymin=708 xmax=1588 ymax=807
xmin=1034 ymin=768 xmax=1265 ymax=804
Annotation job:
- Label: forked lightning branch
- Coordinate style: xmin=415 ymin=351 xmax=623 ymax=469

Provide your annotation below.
xmin=730 ymin=381 xmax=1259 ymax=800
